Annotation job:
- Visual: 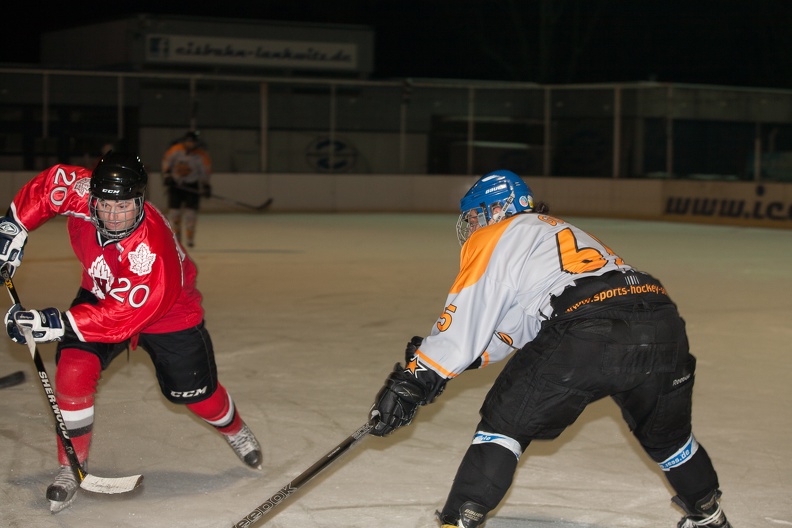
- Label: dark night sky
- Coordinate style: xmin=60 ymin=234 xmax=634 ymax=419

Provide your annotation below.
xmin=4 ymin=0 xmax=792 ymax=89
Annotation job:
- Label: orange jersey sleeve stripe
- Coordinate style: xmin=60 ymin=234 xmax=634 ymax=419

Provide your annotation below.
xmin=416 ymin=349 xmax=491 ymax=378
xmin=479 ymin=352 xmax=490 ymax=368
xmin=416 ymin=349 xmax=458 ymax=379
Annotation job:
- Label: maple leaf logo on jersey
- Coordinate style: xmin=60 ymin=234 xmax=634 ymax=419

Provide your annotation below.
xmin=74 ymin=178 xmax=91 ymax=197
xmin=129 ymin=243 xmax=156 ymax=276
xmin=88 ymin=255 xmax=113 ymax=299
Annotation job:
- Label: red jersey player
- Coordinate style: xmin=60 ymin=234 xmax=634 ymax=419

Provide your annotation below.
xmin=0 ymin=152 xmax=261 ymax=513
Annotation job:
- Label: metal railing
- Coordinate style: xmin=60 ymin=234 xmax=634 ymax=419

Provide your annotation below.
xmin=2 ymin=67 xmax=792 ymax=181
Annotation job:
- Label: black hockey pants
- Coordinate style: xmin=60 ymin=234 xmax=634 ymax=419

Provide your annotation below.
xmin=440 ymin=275 xmax=719 ymax=520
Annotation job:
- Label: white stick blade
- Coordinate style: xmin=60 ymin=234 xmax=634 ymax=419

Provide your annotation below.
xmin=80 ymin=473 xmax=143 ymax=494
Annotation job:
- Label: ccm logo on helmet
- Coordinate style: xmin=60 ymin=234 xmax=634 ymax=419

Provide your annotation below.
xmin=101 ymin=188 xmax=122 ymax=195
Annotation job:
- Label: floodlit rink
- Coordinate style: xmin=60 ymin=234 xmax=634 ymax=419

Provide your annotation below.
xmin=1 ymin=212 xmax=790 ymax=528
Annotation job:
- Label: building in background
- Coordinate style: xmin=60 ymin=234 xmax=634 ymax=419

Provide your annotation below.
xmin=0 ymin=14 xmax=791 ymax=182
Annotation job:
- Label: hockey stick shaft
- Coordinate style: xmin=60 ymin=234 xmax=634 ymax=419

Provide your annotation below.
xmin=232 ymin=420 xmax=375 ymax=527
xmin=1 ymin=266 xmax=143 ymax=494
xmin=0 ymin=267 xmax=85 ymax=478
xmin=172 ymin=184 xmax=273 ymax=211
xmin=209 ymin=194 xmax=272 ymax=211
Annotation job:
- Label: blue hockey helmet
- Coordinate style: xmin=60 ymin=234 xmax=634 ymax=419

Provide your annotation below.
xmin=456 ymin=169 xmax=534 ymax=245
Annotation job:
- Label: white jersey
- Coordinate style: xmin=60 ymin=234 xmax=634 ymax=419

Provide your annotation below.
xmin=162 ymin=144 xmax=211 ymax=185
xmin=417 ymin=213 xmax=633 ymax=379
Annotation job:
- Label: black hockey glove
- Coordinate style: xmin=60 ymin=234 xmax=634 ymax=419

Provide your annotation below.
xmin=404 ymin=335 xmax=422 ymax=362
xmin=0 ymin=215 xmax=27 ymax=276
xmin=370 ymin=336 xmax=447 ymax=437
xmin=401 ymin=336 xmax=447 ymax=401
xmin=163 ymin=173 xmax=176 ymax=188
xmin=370 ymin=364 xmax=427 ymax=437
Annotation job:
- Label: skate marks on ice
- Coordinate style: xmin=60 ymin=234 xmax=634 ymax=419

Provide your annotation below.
xmin=487 ymin=518 xmax=598 ymax=528
xmin=256 ymin=502 xmax=602 ymax=528
xmin=1 ymin=214 xmax=787 ymax=527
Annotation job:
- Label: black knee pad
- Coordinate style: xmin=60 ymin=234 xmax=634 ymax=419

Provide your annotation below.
xmin=439 ymin=442 xmax=518 ymax=520
xmin=664 ymin=444 xmax=720 ymax=506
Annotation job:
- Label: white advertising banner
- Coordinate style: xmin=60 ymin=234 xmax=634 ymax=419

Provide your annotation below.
xmin=146 ymin=34 xmax=358 ymax=71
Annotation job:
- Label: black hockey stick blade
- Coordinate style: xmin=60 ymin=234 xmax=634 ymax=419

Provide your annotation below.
xmin=255 ymin=197 xmax=274 ymax=211
xmin=232 ymin=419 xmax=375 ymax=527
xmin=0 ymin=369 xmax=25 ymax=388
xmin=1 ymin=266 xmax=143 ymax=494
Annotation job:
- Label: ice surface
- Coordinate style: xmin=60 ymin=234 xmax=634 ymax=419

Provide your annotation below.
xmin=1 ymin=213 xmax=789 ymax=527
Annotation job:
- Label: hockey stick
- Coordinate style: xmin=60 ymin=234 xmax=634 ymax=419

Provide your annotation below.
xmin=1 ymin=266 xmax=143 ymax=495
xmin=210 ymin=194 xmax=273 ymax=212
xmin=172 ymin=184 xmax=273 ymax=211
xmin=0 ymin=369 xmax=25 ymax=388
xmin=232 ymin=419 xmax=375 ymax=527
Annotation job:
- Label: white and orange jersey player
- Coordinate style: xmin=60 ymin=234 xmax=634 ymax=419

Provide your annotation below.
xmin=421 ymin=174 xmax=634 ymax=378
xmin=369 ymin=170 xmax=733 ymax=528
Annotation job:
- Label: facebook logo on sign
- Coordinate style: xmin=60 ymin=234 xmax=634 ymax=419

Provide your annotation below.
xmin=148 ymin=37 xmax=170 ymax=59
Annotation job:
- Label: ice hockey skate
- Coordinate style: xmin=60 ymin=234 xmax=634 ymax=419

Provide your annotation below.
xmin=224 ymin=422 xmax=262 ymax=469
xmin=437 ymin=501 xmax=488 ymax=528
xmin=674 ymin=489 xmax=732 ymax=528
xmin=46 ymin=465 xmax=79 ymax=513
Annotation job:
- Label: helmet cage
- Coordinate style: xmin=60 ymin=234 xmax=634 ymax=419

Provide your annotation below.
xmin=456 ymin=194 xmax=517 ymax=244
xmin=89 ymin=152 xmax=148 ymax=240
xmin=89 ymin=195 xmax=145 ymax=240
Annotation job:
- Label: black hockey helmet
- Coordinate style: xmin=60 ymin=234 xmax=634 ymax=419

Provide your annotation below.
xmin=90 ymin=151 xmax=148 ymax=200
xmin=89 ymin=151 xmax=147 ymax=239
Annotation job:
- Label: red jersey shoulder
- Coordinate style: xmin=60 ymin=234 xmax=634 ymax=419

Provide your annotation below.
xmin=47 ymin=164 xmax=92 ymax=188
xmin=43 ymin=165 xmax=92 ymax=205
xmin=14 ymin=165 xmax=93 ymax=230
